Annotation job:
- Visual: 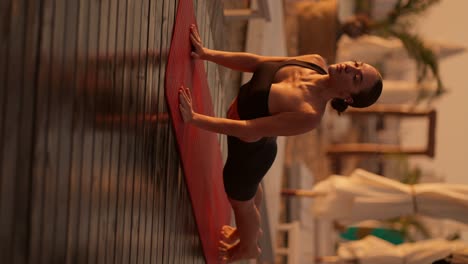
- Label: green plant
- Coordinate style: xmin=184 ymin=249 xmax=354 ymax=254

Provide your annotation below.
xmin=388 ymin=215 xmax=431 ymax=242
xmin=370 ymin=0 xmax=446 ymax=99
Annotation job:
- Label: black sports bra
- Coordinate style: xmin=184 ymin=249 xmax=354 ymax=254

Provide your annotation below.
xmin=237 ymin=59 xmax=327 ymax=120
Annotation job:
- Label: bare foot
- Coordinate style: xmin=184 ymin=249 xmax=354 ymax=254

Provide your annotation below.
xmin=219 ymin=239 xmax=238 ymax=263
xmin=219 ymin=239 xmax=238 ymax=252
xmin=219 ymin=226 xmax=263 ymax=262
xmin=221 ymin=225 xmax=263 ymax=243
xmin=221 ymin=225 xmax=239 ymax=244
xmin=223 ymin=243 xmax=262 ymax=263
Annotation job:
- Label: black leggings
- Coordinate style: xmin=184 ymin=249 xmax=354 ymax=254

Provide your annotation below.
xmin=223 ymin=136 xmax=277 ymax=201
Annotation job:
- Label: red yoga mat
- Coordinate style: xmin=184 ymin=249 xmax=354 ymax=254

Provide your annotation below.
xmin=165 ymin=0 xmax=231 ymax=262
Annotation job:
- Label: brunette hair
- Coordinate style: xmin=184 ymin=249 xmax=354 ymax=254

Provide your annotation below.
xmin=331 ymin=77 xmax=383 ymax=114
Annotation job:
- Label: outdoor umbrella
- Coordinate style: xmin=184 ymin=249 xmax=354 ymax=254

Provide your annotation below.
xmin=319 ymin=235 xmax=467 ymax=264
xmin=282 ymin=169 xmax=468 ymax=224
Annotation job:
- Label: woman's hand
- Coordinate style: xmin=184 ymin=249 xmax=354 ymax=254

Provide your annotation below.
xmin=189 ymin=24 xmax=207 ymax=59
xmin=179 ymin=85 xmax=195 ymax=123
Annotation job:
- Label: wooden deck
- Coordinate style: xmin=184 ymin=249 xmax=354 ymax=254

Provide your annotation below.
xmin=0 ymin=0 xmax=227 ymax=262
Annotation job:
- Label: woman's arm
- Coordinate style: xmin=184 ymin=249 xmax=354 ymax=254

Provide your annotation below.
xmin=191 ymin=111 xmax=318 ymax=138
xmin=202 ymin=49 xmax=263 ymax=73
xmin=179 ymin=85 xmax=318 ymax=138
xmin=190 ymin=25 xmax=261 ymax=72
xmin=190 ymin=25 xmax=327 ymax=72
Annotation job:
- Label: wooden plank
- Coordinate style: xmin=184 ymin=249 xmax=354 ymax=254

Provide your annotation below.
xmin=327 ymin=143 xmax=431 ymax=156
xmin=0 ymin=0 xmax=226 ymax=262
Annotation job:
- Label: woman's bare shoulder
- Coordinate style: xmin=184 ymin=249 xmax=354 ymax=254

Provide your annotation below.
xmin=293 ymin=54 xmax=328 ymax=69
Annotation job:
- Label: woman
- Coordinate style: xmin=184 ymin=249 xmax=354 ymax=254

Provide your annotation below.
xmin=179 ymin=24 xmax=382 ymax=263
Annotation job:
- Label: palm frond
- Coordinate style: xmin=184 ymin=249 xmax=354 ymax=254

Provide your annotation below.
xmin=367 ymin=0 xmax=446 ymax=100
xmin=387 ymin=29 xmax=446 ymax=98
xmin=388 ymin=0 xmax=442 ymax=25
